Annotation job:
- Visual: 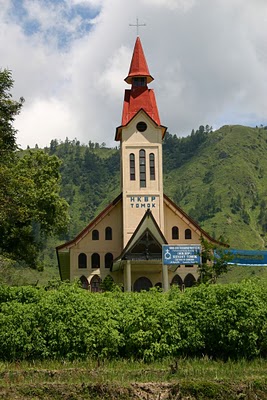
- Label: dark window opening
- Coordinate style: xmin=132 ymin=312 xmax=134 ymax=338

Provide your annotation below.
xmin=136 ymin=121 xmax=147 ymax=132
xmin=172 ymin=226 xmax=179 ymax=240
xmin=105 ymin=253 xmax=113 ymax=269
xmin=92 ymin=230 xmax=99 ymax=240
xmin=139 ymin=149 xmax=146 ymax=187
xmin=133 ymin=77 xmax=146 ymax=87
xmin=105 ymin=227 xmax=112 ymax=240
xmin=78 ymin=253 xmax=87 ymax=269
xmin=185 ymin=229 xmax=192 ymax=239
xmin=91 ymin=275 xmax=101 ymax=292
xmin=130 ymin=153 xmax=135 ymax=180
xmin=133 ymin=277 xmax=152 ymax=292
xmin=171 ymin=275 xmax=183 ymax=290
xmin=184 ymin=273 xmax=196 ymax=287
xmin=149 ymin=153 xmax=155 ymax=180
xmin=80 ymin=275 xmax=89 ymax=289
xmin=91 ymin=253 xmax=100 ymax=269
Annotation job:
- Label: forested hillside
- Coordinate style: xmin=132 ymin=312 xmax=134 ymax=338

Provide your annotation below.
xmin=35 ymin=124 xmax=267 ymax=269
xmin=164 ymin=125 xmax=267 ymax=250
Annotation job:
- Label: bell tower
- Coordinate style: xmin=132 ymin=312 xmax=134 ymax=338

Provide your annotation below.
xmin=115 ymin=37 xmax=167 ymax=247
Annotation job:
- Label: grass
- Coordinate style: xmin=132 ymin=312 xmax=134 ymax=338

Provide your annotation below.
xmin=1 ymin=358 xmax=267 ymax=399
xmin=1 ymin=357 xmax=267 ymax=385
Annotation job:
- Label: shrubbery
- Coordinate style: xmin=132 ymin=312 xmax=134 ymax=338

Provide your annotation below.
xmin=0 ymin=280 xmax=267 ymax=361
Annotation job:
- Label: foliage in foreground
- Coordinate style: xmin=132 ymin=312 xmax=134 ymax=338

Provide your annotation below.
xmin=0 ymin=280 xmax=267 ymax=362
xmin=0 ymin=69 xmax=69 ymax=267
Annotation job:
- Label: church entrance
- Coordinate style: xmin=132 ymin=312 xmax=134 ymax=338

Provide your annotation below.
xmin=133 ymin=277 xmax=153 ymax=292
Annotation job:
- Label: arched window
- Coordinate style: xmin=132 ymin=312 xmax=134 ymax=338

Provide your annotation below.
xmin=90 ymin=275 xmax=101 ymax=292
xmin=78 ymin=253 xmax=87 ymax=269
xmin=185 ymin=228 xmax=192 ymax=239
xmin=91 ymin=253 xmax=100 ymax=269
xmin=133 ymin=277 xmax=152 ymax=292
xmin=171 ymin=275 xmax=183 ymax=290
xmin=155 ymin=282 xmax=162 ymax=289
xmin=105 ymin=227 xmax=112 ymax=240
xmin=129 ymin=153 xmax=135 ymax=180
xmin=139 ymin=149 xmax=146 ymax=188
xmin=172 ymin=226 xmax=179 ymax=240
xmin=105 ymin=253 xmax=113 ymax=269
xmin=184 ymin=273 xmax=196 ymax=288
xmin=80 ymin=275 xmax=89 ymax=289
xmin=149 ymin=153 xmax=155 ymax=180
xmin=92 ymin=229 xmax=99 ymax=240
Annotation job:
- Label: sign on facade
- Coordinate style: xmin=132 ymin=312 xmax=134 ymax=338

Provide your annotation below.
xmin=162 ymin=245 xmax=201 ymax=265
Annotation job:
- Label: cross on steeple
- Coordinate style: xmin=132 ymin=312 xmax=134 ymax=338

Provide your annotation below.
xmin=129 ymin=17 xmax=146 ymax=36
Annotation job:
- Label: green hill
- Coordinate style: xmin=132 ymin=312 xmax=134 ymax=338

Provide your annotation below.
xmin=165 ymin=125 xmax=267 ymax=250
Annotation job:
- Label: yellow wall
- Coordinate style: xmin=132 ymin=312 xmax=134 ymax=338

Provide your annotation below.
xmin=70 ymin=200 xmax=123 ymax=285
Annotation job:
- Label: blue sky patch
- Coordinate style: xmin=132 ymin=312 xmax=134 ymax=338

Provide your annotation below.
xmin=8 ymin=0 xmax=100 ymax=48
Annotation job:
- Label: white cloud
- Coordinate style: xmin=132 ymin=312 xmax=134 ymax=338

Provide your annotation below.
xmin=0 ymin=0 xmax=266 ymax=148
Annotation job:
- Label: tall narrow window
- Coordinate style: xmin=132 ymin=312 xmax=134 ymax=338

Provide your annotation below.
xmin=92 ymin=229 xmax=99 ymax=240
xmin=78 ymin=253 xmax=87 ymax=269
xmin=90 ymin=275 xmax=101 ymax=292
xmin=130 ymin=153 xmax=135 ymax=180
xmin=105 ymin=227 xmax=112 ymax=240
xmin=91 ymin=253 xmax=100 ymax=268
xmin=80 ymin=275 xmax=89 ymax=289
xmin=105 ymin=253 xmax=113 ymax=269
xmin=185 ymin=229 xmax=192 ymax=239
xmin=172 ymin=226 xmax=179 ymax=240
xmin=139 ymin=149 xmax=146 ymax=187
xmin=149 ymin=153 xmax=155 ymax=180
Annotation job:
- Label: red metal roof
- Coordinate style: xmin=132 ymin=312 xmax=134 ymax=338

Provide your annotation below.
xmin=122 ymin=87 xmax=161 ymax=126
xmin=125 ymin=37 xmax=153 ymax=84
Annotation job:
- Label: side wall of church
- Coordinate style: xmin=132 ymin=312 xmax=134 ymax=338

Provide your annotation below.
xmin=69 ymin=200 xmax=123 ymax=286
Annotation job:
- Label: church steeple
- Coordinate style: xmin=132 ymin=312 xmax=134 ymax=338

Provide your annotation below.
xmin=116 ymin=37 xmax=167 ymax=247
xmin=124 ymin=37 xmax=154 ymax=85
xmin=115 ymin=37 xmax=166 ymax=141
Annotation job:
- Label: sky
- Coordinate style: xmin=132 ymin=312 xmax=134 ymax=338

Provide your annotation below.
xmin=1 ymin=0 xmax=267 ymax=149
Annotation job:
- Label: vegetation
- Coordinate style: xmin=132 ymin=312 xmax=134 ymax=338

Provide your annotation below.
xmin=1 ymin=358 xmax=267 ymax=399
xmin=198 ymin=237 xmax=232 ymax=283
xmin=0 ymin=280 xmax=266 ymax=362
xmin=0 ymin=70 xmax=69 ymax=268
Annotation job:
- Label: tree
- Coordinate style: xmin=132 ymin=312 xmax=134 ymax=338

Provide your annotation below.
xmin=0 ymin=69 xmax=69 ymax=267
xmin=198 ymin=237 xmax=232 ymax=284
xmin=0 ymin=69 xmax=24 ymax=163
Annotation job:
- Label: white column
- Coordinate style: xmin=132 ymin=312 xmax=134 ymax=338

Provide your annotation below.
xmin=125 ymin=260 xmax=132 ymax=292
xmin=162 ymin=264 xmax=169 ymax=292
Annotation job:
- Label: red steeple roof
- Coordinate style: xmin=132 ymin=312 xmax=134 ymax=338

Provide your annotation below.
xmin=124 ymin=37 xmax=154 ymax=84
xmin=115 ymin=37 xmax=167 ymax=141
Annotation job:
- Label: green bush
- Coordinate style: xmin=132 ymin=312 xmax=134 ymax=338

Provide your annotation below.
xmin=0 ymin=280 xmax=267 ymax=361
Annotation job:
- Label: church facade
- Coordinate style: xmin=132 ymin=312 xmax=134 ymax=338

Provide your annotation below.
xmin=56 ymin=37 xmax=221 ymax=292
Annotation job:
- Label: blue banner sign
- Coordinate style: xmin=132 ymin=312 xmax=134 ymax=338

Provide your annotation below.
xmin=162 ymin=245 xmax=201 ymax=265
xmin=215 ymin=249 xmax=267 ymax=266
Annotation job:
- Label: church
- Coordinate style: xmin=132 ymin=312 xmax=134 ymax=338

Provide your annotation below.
xmin=56 ymin=36 xmax=222 ymax=292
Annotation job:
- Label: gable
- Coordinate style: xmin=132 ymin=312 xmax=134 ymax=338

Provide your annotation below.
xmin=57 ymin=193 xmax=122 ymax=251
xmin=115 ymin=109 xmax=167 ymax=142
xmin=163 ymin=194 xmax=226 ymax=246
xmin=112 ymin=209 xmax=167 ymax=270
